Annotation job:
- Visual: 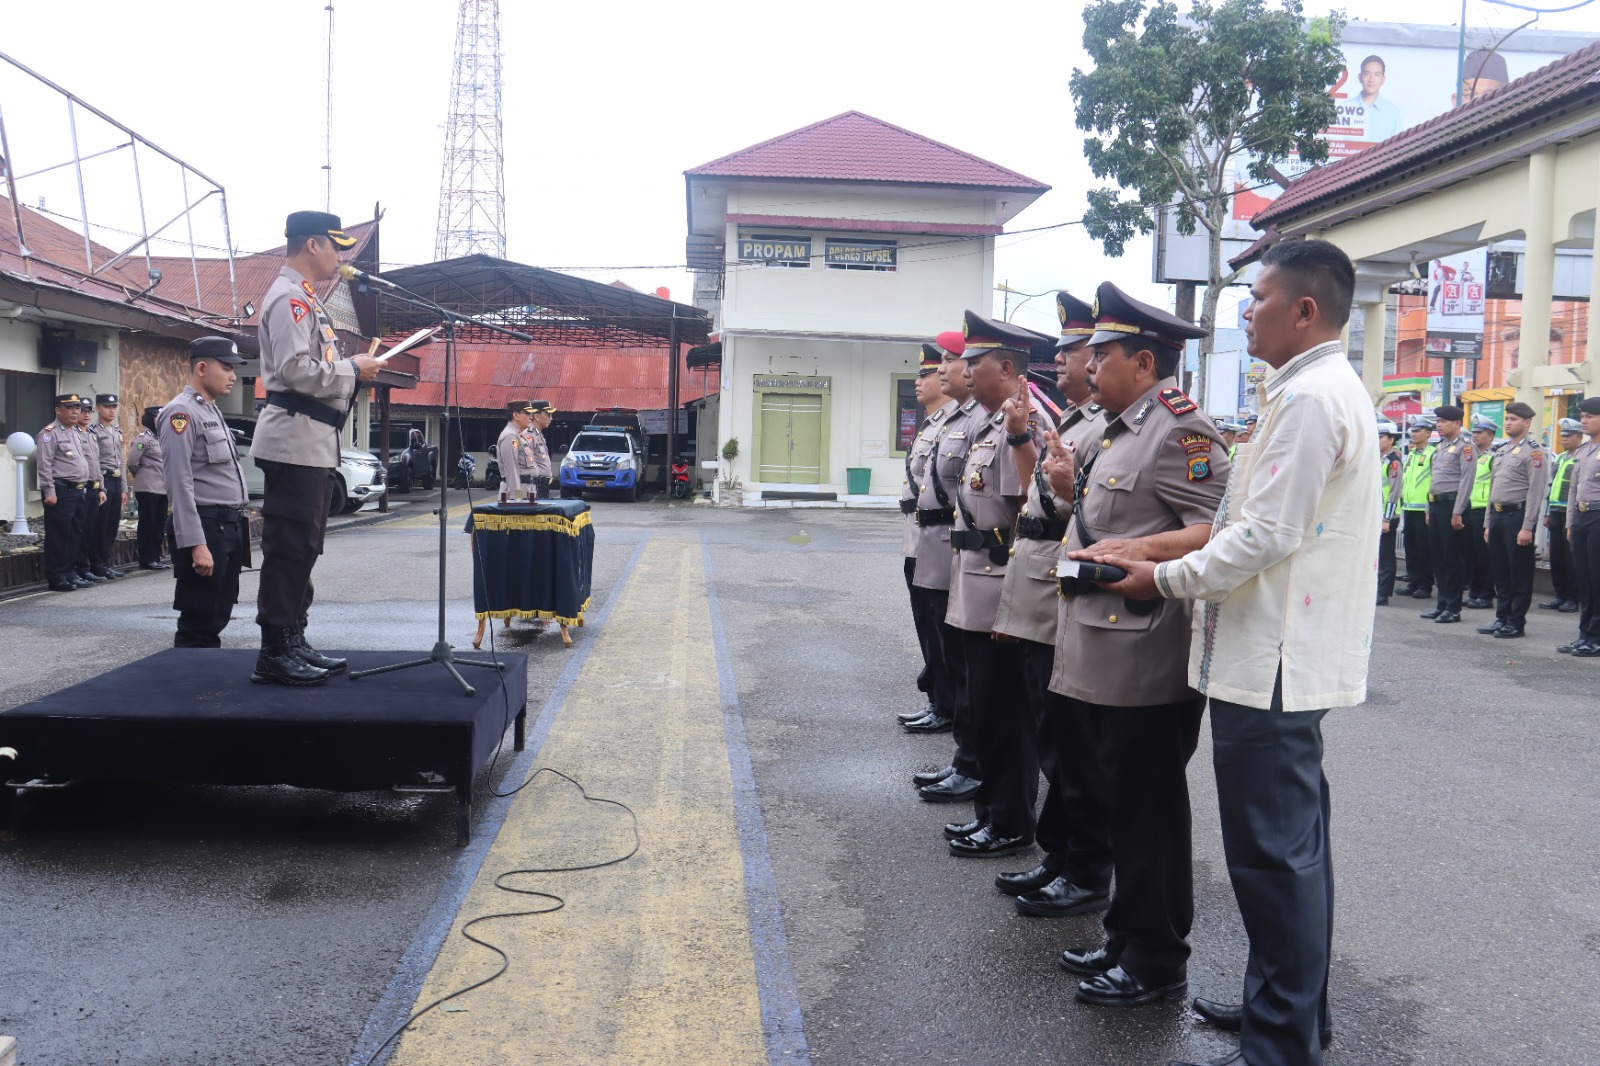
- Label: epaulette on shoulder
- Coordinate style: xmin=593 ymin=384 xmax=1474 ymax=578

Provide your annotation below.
xmin=1158 ymin=387 xmax=1197 ymax=416
xmin=1085 ymin=403 xmax=1103 ymax=416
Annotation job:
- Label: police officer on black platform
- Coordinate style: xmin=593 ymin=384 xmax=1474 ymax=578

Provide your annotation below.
xmin=992 ymin=292 xmax=1112 ymax=915
xmin=37 ymin=393 xmax=102 ymax=591
xmin=942 ymin=311 xmax=1052 ymax=857
xmin=1047 ymin=282 xmax=1228 ymax=1008
xmin=907 ymin=332 xmax=983 ymax=792
xmin=160 ymin=338 xmax=251 ymax=647
xmin=1478 ymin=401 xmax=1548 ymax=638
xmin=899 ymin=344 xmax=954 ymax=727
xmin=252 ymin=210 xmax=381 ymax=685
xmin=1424 ymin=404 xmax=1475 ymax=623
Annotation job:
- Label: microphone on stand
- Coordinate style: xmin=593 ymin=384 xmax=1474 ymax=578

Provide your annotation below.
xmin=338 ymin=263 xmax=401 ymax=291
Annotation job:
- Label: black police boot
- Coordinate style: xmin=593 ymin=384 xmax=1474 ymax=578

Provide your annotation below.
xmin=252 ymin=627 xmax=331 ymax=686
xmin=290 ymin=621 xmax=347 ymax=673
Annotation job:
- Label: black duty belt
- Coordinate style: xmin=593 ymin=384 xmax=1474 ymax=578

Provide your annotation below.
xmin=196 ymin=504 xmax=246 ymax=522
xmin=1428 ymin=492 xmax=1456 ymax=503
xmin=53 ymin=479 xmax=88 ymax=490
xmin=1491 ymin=502 xmax=1524 ymax=513
xmin=265 ymin=390 xmax=346 ymax=428
xmin=520 ymin=475 xmax=536 ymax=484
xmin=1578 ymin=502 xmax=1596 ymax=513
xmin=916 ymin=507 xmax=955 ymax=527
xmin=899 ymin=498 xmax=917 ymax=514
xmin=1015 ymin=514 xmax=1068 ymax=541
xmin=950 ymin=527 xmax=1012 ymax=566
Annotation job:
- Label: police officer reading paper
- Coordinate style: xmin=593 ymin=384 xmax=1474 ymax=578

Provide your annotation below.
xmin=1093 ymin=240 xmax=1378 ymax=1066
xmin=159 ymin=338 xmax=251 ymax=648
xmin=252 ymin=210 xmax=380 ymax=686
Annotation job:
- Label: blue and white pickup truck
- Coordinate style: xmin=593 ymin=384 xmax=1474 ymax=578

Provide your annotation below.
xmin=558 ymin=425 xmax=649 ymax=501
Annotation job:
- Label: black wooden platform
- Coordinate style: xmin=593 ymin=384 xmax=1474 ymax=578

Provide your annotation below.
xmin=0 ymin=649 xmax=527 ymax=845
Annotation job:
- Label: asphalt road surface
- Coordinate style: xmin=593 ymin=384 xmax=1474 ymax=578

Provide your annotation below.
xmin=1 ymin=496 xmax=1596 ymax=1065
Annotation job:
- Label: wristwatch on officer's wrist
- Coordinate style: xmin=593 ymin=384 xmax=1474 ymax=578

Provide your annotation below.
xmin=1005 ymin=431 xmax=1033 ymax=447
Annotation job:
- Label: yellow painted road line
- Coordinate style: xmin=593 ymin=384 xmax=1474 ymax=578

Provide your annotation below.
xmin=387 ymin=537 xmax=769 ymax=1065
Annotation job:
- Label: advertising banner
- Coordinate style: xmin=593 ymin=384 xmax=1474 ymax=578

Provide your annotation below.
xmin=1426 ymin=246 xmax=1488 ymax=361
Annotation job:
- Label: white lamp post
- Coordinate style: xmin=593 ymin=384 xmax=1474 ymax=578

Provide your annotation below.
xmin=7 ymin=432 xmax=36 ymax=535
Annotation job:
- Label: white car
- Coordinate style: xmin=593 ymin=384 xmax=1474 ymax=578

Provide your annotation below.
xmin=226 ymin=415 xmax=386 ymax=515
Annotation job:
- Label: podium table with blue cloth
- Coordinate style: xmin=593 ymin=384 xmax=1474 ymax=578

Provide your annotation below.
xmin=465 ymin=499 xmax=594 ymax=648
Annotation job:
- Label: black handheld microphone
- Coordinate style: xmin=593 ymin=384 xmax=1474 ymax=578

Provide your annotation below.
xmin=338 ymin=264 xmax=400 ymax=291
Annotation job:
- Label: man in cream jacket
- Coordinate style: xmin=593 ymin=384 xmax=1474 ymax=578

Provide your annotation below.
xmin=1089 ymin=239 xmax=1378 ymax=1066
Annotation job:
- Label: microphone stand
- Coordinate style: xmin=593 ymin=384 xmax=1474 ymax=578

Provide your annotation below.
xmin=348 ymin=283 xmax=533 ymax=696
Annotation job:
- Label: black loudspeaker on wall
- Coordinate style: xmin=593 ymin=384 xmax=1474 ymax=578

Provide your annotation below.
xmin=37 ymin=330 xmax=99 ymax=372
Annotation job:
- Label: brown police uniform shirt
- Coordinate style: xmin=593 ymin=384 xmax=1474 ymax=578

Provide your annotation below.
xmin=158 ymin=386 xmax=249 ymax=550
xmin=36 ymin=418 xmax=95 ymax=494
xmin=89 ymin=419 xmax=123 ymax=479
xmin=946 ymin=399 xmax=1052 ymax=634
xmin=496 ymin=421 xmax=535 ymax=500
xmin=901 ymin=402 xmax=950 ymax=558
xmin=127 ymin=429 xmax=166 ymax=495
xmin=1048 ymin=381 xmax=1229 ymax=708
xmin=1571 ymin=440 xmax=1600 ymax=510
xmin=1430 ymin=432 xmax=1476 ymax=513
xmin=912 ymin=399 xmax=981 ymax=593
xmin=1487 ymin=435 xmax=1549 ymax=531
xmin=994 ymin=402 xmax=1105 ymax=646
xmin=253 ymin=266 xmax=358 ymax=469
xmin=525 ymin=426 xmax=552 ymax=479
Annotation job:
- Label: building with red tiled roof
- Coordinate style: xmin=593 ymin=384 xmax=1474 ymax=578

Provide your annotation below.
xmin=684 ymin=112 xmax=1047 ymax=501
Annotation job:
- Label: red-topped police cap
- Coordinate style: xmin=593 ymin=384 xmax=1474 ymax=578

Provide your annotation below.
xmin=917 ymin=343 xmax=944 ymax=376
xmin=1088 ymin=282 xmax=1208 ymax=351
xmin=930 ymin=329 xmax=965 ymax=360
xmin=1055 ymin=291 xmax=1095 ymax=347
xmin=959 ymin=310 xmax=1037 ymax=360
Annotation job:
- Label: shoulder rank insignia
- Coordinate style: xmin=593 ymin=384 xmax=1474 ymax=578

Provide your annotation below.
xmin=1085 ymin=403 xmax=1103 ymax=415
xmin=300 ymin=279 xmax=317 ymax=298
xmin=1158 ymin=387 xmax=1197 ymax=416
xmin=962 ymin=399 xmax=978 ymax=412
xmin=169 ymin=413 xmax=189 ymax=434
xmin=1131 ymin=398 xmax=1156 ymax=426
xmin=289 ymin=298 xmax=310 ymax=323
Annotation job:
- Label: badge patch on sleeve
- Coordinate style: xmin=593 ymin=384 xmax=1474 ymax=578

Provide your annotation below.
xmin=289 ymin=298 xmax=309 ymax=323
xmin=170 ymin=413 xmax=189 ymax=434
xmin=1187 ymin=454 xmax=1212 ymax=481
xmin=1158 ymin=388 xmax=1198 ymax=416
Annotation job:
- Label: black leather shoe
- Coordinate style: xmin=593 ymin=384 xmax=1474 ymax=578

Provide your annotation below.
xmin=993 ymin=863 xmax=1056 ymax=896
xmin=1075 ymin=965 xmax=1186 ymax=1007
xmin=902 ymin=713 xmax=953 ymax=734
xmin=1410 ymin=588 xmax=1433 ymax=598
xmin=1167 ymin=1052 xmax=1245 ymax=1066
xmin=948 ymin=825 xmax=1032 ymax=857
xmin=1014 ymin=877 xmax=1110 ymax=917
xmin=1419 ymin=607 xmax=1443 ymax=619
xmin=1464 ymin=597 xmax=1493 ymax=609
xmin=1435 ymin=611 xmax=1461 ymax=623
xmin=1573 ymin=642 xmax=1600 ymax=657
xmin=77 ymin=571 xmax=107 ymax=583
xmin=1558 ymin=638 xmax=1583 ymax=654
xmin=47 ymin=582 xmax=79 ymax=592
xmin=897 ymin=705 xmax=932 ymax=722
xmin=920 ymin=774 xmax=981 ymax=803
xmin=1375 ymin=597 xmax=1389 ymax=606
xmin=1559 ymin=601 xmax=1580 ymax=613
xmin=251 ymin=638 xmax=331 ymax=687
xmin=912 ymin=765 xmax=955 ymax=788
xmin=1539 ymin=599 xmax=1564 ymax=610
xmin=289 ymin=624 xmax=346 ymax=673
xmin=1492 ymin=626 xmax=1524 ymax=639
xmin=944 ymin=817 xmax=983 ymax=840
xmin=1476 ymin=620 xmax=1507 ymax=634
xmin=71 ymin=578 xmax=94 ymax=589
xmin=1057 ymin=945 xmax=1118 ymax=976
xmin=139 ymin=561 xmax=170 ymax=570
xmin=1192 ymin=997 xmax=1333 ymax=1045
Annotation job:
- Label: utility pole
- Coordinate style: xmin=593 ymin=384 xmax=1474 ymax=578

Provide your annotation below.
xmin=436 ymin=0 xmax=507 ymax=260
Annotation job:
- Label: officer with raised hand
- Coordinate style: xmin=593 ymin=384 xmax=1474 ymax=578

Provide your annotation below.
xmin=1478 ymin=402 xmax=1547 ymax=638
xmin=991 ymin=292 xmax=1112 ymax=916
xmin=160 ymin=338 xmax=251 ymax=648
xmin=1048 ymin=282 xmax=1228 ymax=1009
xmin=1540 ymin=418 xmax=1584 ymax=612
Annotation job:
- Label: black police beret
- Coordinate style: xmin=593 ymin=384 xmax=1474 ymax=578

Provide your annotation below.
xmin=1433 ymin=405 xmax=1464 ymax=421
xmin=1504 ymin=402 xmax=1537 ymax=419
xmin=1578 ymin=397 xmax=1600 ymax=416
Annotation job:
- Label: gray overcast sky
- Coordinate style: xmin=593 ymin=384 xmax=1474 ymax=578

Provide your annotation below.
xmin=5 ymin=0 xmax=1597 ymax=338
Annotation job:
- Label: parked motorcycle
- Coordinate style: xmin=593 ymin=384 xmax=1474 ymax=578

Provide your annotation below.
xmin=483 ymin=444 xmax=502 ymax=492
xmin=669 ymin=456 xmax=691 ymax=499
xmin=454 ymin=452 xmax=476 ymax=490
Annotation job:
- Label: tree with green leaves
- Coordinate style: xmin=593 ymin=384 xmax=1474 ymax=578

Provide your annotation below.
xmin=1070 ymin=0 xmax=1345 ymax=406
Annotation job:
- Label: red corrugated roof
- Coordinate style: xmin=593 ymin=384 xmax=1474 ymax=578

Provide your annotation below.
xmin=393 ymin=337 xmax=720 ymax=414
xmin=1255 ymin=40 xmax=1600 ymax=228
xmin=685 ymin=111 xmax=1048 ymax=191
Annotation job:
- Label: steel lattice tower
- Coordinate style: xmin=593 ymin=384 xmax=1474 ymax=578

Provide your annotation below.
xmin=435 ymin=0 xmax=506 ymax=260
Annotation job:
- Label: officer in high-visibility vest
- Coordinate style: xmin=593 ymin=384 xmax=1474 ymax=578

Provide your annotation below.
xmin=1400 ymin=417 xmax=1435 ymax=599
xmin=1540 ymin=417 xmax=1584 ymax=612
xmin=1377 ymin=420 xmax=1403 ymax=605
xmin=1461 ymin=417 xmax=1498 ymax=610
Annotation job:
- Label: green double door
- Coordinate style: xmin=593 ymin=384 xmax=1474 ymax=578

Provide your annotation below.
xmin=757 ymin=392 xmax=824 ymax=483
